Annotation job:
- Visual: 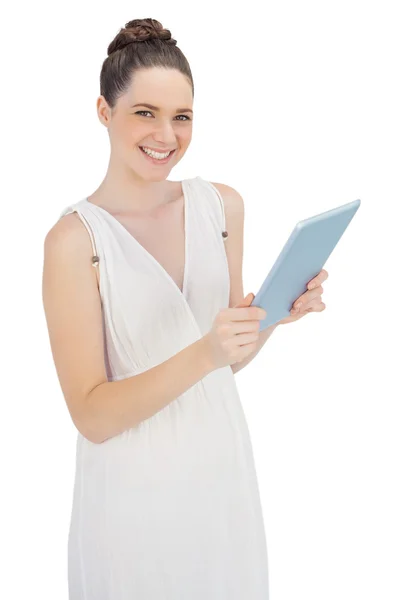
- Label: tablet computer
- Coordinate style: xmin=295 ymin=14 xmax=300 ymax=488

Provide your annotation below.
xmin=251 ymin=198 xmax=361 ymax=331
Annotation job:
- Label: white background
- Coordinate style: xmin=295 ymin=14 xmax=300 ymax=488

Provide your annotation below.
xmin=1 ymin=1 xmax=399 ymax=598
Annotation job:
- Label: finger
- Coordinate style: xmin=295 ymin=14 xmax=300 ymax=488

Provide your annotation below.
xmin=226 ymin=305 xmax=266 ymax=321
xmin=302 ymin=301 xmax=326 ymax=313
xmin=308 ymin=269 xmax=329 ymax=290
xmin=293 ymin=286 xmax=323 ymax=310
xmin=308 ymin=302 xmax=326 ymax=312
xmin=234 ymin=293 xmax=254 ymax=308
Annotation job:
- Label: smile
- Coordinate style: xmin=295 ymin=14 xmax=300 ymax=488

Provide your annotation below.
xmin=139 ymin=146 xmax=176 ymax=162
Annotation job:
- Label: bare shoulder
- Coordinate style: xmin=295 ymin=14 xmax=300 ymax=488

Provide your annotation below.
xmin=45 ymin=211 xmax=92 ymax=253
xmin=44 ymin=212 xmax=100 ymax=290
xmin=210 ymin=181 xmax=244 ymax=218
xmin=210 ymin=182 xmax=245 ymax=307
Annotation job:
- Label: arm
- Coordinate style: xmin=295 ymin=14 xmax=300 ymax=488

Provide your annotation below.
xmin=211 ymin=182 xmax=277 ymax=376
xmin=84 ymin=338 xmax=214 ymax=443
xmin=42 ymin=214 xmax=216 ymax=447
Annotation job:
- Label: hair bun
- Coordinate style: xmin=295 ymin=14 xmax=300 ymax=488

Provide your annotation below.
xmin=107 ymin=18 xmax=177 ymax=55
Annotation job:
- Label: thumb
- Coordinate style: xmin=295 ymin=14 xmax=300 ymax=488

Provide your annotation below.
xmin=234 ymin=292 xmax=255 ymax=308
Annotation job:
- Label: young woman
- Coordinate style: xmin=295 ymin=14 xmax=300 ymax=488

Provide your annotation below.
xmin=42 ymin=17 xmax=327 ymax=600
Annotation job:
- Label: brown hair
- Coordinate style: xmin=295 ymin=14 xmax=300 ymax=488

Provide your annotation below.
xmin=100 ymin=18 xmax=194 ymax=114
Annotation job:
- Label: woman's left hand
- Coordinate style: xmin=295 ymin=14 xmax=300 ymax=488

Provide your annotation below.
xmin=277 ymin=269 xmax=329 ymax=326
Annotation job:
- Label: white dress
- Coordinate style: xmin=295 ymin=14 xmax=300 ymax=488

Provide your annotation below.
xmin=58 ymin=176 xmax=270 ymax=599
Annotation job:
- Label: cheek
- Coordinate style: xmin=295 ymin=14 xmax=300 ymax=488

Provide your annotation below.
xmin=112 ymin=123 xmax=135 ymax=146
xmin=130 ymin=126 xmax=147 ymax=144
xmin=115 ymin=120 xmax=146 ymax=145
xmin=180 ymin=129 xmax=193 ymax=146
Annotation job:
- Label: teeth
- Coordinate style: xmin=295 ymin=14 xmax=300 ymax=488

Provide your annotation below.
xmin=141 ymin=146 xmax=172 ymax=159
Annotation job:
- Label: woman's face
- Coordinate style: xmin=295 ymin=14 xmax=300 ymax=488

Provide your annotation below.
xmin=98 ymin=67 xmax=193 ymax=180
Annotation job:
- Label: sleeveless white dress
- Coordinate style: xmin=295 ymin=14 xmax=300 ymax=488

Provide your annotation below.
xmin=58 ymin=176 xmax=269 ymax=599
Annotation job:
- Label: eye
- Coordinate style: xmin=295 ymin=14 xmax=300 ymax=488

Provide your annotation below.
xmin=135 ymin=111 xmax=191 ymax=121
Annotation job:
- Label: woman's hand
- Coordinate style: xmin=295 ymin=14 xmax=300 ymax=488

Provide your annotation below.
xmin=277 ymin=269 xmax=329 ymax=326
xmin=203 ymin=300 xmax=266 ymax=370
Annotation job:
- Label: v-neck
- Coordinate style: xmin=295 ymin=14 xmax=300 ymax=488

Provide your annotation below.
xmin=83 ymin=179 xmax=191 ymax=300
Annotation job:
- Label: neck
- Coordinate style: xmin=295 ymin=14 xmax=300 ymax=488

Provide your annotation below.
xmin=88 ymin=156 xmax=176 ymax=214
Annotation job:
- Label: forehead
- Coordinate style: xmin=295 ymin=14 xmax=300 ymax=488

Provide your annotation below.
xmin=125 ymin=67 xmax=193 ymax=108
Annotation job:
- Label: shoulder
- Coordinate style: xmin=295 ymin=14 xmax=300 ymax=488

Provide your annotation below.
xmin=44 ymin=211 xmax=92 ymax=251
xmin=46 ymin=211 xmax=83 ymax=241
xmin=43 ymin=211 xmax=100 ymax=287
xmin=209 ymin=181 xmax=244 ymax=218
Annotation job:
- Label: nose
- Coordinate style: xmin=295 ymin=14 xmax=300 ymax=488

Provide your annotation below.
xmin=152 ymin=119 xmax=178 ymax=147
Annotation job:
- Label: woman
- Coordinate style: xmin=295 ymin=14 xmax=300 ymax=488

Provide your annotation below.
xmin=42 ymin=17 xmax=327 ymax=600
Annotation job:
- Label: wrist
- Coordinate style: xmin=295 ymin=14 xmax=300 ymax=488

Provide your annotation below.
xmin=196 ymin=335 xmax=216 ymax=374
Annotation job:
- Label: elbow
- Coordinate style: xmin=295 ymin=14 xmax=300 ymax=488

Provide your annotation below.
xmin=73 ymin=385 xmax=109 ymax=444
xmin=73 ymin=415 xmax=105 ymax=444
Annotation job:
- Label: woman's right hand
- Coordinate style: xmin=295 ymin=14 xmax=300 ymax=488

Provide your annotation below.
xmin=202 ymin=293 xmax=267 ymax=370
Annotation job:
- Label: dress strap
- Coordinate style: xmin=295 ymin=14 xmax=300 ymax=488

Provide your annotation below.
xmin=201 ymin=180 xmax=229 ymax=242
xmin=58 ymin=206 xmax=100 ymax=267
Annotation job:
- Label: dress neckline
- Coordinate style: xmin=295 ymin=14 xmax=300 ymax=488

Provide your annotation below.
xmin=83 ymin=178 xmax=192 ymax=299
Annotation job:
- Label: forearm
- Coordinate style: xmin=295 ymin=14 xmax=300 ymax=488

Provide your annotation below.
xmin=231 ymin=323 xmax=279 ymax=374
xmin=82 ymin=337 xmax=214 ymax=444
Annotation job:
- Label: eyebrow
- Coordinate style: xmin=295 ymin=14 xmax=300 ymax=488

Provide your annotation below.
xmin=131 ymin=103 xmax=193 ymax=114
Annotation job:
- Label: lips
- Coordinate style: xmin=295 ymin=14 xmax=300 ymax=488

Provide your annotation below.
xmin=138 ymin=146 xmax=176 ymax=164
xmin=139 ymin=146 xmax=175 ymax=155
